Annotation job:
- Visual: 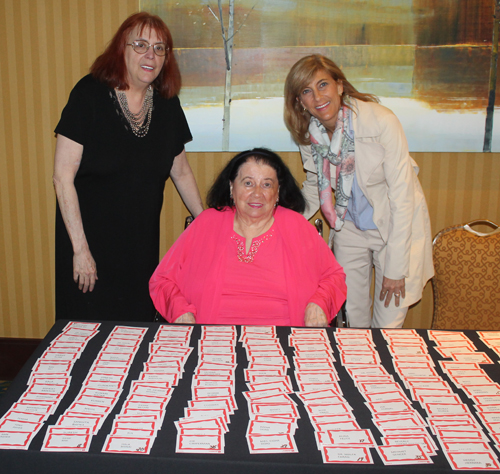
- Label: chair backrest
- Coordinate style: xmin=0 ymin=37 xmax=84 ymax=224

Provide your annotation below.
xmin=314 ymin=218 xmax=323 ymax=236
xmin=431 ymin=220 xmax=500 ymax=330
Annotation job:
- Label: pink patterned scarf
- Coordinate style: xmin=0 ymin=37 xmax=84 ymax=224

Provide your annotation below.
xmin=309 ymin=105 xmax=355 ymax=231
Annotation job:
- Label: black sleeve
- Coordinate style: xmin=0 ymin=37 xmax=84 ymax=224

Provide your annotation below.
xmin=167 ymin=95 xmax=193 ymax=153
xmin=54 ymin=75 xmax=95 ymax=146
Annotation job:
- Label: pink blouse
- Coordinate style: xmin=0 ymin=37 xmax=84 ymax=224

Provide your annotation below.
xmin=217 ymin=227 xmax=290 ymax=326
xmin=150 ymin=207 xmax=347 ymax=326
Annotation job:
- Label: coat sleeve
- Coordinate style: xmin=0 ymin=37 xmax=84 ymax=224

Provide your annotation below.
xmin=378 ymin=111 xmax=415 ymax=280
xmin=299 ymin=144 xmax=321 ymax=220
xmin=149 ymin=224 xmax=198 ymax=323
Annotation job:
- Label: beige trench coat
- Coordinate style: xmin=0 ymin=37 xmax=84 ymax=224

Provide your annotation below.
xmin=300 ymin=99 xmax=434 ymax=308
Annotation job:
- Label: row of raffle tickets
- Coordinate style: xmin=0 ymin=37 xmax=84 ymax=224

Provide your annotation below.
xmin=1 ymin=324 xmax=500 ymax=469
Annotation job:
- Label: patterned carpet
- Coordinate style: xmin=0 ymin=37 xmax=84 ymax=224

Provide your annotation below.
xmin=0 ymin=381 xmax=12 ymax=399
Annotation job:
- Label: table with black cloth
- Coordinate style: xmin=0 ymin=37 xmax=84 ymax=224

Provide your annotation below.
xmin=1 ymin=320 xmax=499 ymax=474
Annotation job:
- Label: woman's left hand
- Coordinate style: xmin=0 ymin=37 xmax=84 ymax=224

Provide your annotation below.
xmin=304 ymin=302 xmax=329 ymax=327
xmin=173 ymin=312 xmax=196 ymax=324
xmin=380 ymin=276 xmax=405 ymax=307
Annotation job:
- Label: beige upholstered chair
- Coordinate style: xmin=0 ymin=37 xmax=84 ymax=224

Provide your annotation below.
xmin=431 ymin=220 xmax=500 ymax=330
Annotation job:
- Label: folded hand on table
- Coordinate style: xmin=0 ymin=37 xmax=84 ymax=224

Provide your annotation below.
xmin=304 ymin=302 xmax=329 ymax=327
xmin=173 ymin=312 xmax=196 ymax=324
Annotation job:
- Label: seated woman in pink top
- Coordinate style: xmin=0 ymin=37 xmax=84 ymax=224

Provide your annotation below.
xmin=149 ymin=148 xmax=346 ymax=326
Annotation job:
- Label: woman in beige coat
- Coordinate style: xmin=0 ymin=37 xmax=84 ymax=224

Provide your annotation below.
xmin=284 ymin=54 xmax=433 ymax=328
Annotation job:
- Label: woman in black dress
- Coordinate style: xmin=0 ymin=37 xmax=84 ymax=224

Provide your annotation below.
xmin=52 ymin=12 xmax=203 ymax=322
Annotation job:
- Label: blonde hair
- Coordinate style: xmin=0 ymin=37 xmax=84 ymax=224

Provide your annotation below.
xmin=284 ymin=55 xmax=378 ymax=145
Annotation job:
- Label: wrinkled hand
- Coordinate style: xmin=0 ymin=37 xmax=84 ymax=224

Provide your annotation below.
xmin=173 ymin=312 xmax=196 ymax=324
xmin=379 ymin=276 xmax=405 ymax=307
xmin=304 ymin=302 xmax=329 ymax=327
xmin=73 ymin=248 xmax=97 ymax=293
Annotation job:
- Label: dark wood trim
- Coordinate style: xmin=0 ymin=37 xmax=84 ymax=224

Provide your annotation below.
xmin=0 ymin=337 xmax=42 ymax=380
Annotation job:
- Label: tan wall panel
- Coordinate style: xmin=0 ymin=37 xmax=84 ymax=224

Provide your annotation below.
xmin=405 ymin=152 xmax=500 ymax=328
xmin=1 ymin=1 xmax=499 ymax=338
xmin=0 ymin=0 xmax=138 ymax=338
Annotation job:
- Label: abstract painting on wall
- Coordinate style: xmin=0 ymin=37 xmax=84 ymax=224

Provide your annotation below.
xmin=142 ymin=0 xmax=500 ymax=152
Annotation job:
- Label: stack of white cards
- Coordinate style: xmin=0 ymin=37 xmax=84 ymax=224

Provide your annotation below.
xmin=174 ymin=325 xmax=237 ymax=454
xmin=293 ymin=328 xmax=374 ymax=464
xmin=0 ymin=322 xmax=100 ymax=451
xmin=102 ymin=325 xmax=193 ymax=455
xmin=40 ymin=325 xmax=147 ymax=452
xmin=335 ymin=328 xmax=434 ymax=465
xmin=373 ymin=329 xmax=440 ymax=464
xmin=241 ymin=326 xmax=298 ymax=454
xmin=421 ymin=330 xmax=500 ymax=470
xmin=477 ymin=332 xmax=500 ymax=358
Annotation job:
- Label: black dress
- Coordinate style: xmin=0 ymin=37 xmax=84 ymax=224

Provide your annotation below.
xmin=55 ymin=75 xmax=192 ymax=322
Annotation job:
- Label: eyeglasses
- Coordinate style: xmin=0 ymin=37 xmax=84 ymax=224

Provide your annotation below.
xmin=127 ymin=40 xmax=168 ymax=56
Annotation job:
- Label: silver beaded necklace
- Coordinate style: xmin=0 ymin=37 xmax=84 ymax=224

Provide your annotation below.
xmin=115 ymin=86 xmax=153 ymax=138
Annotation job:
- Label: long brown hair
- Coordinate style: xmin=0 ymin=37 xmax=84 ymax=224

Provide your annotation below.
xmin=90 ymin=12 xmax=181 ymax=99
xmin=284 ymin=54 xmax=378 ymax=145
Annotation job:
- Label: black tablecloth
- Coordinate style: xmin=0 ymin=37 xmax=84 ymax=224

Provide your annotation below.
xmin=1 ymin=320 xmax=499 ymax=474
